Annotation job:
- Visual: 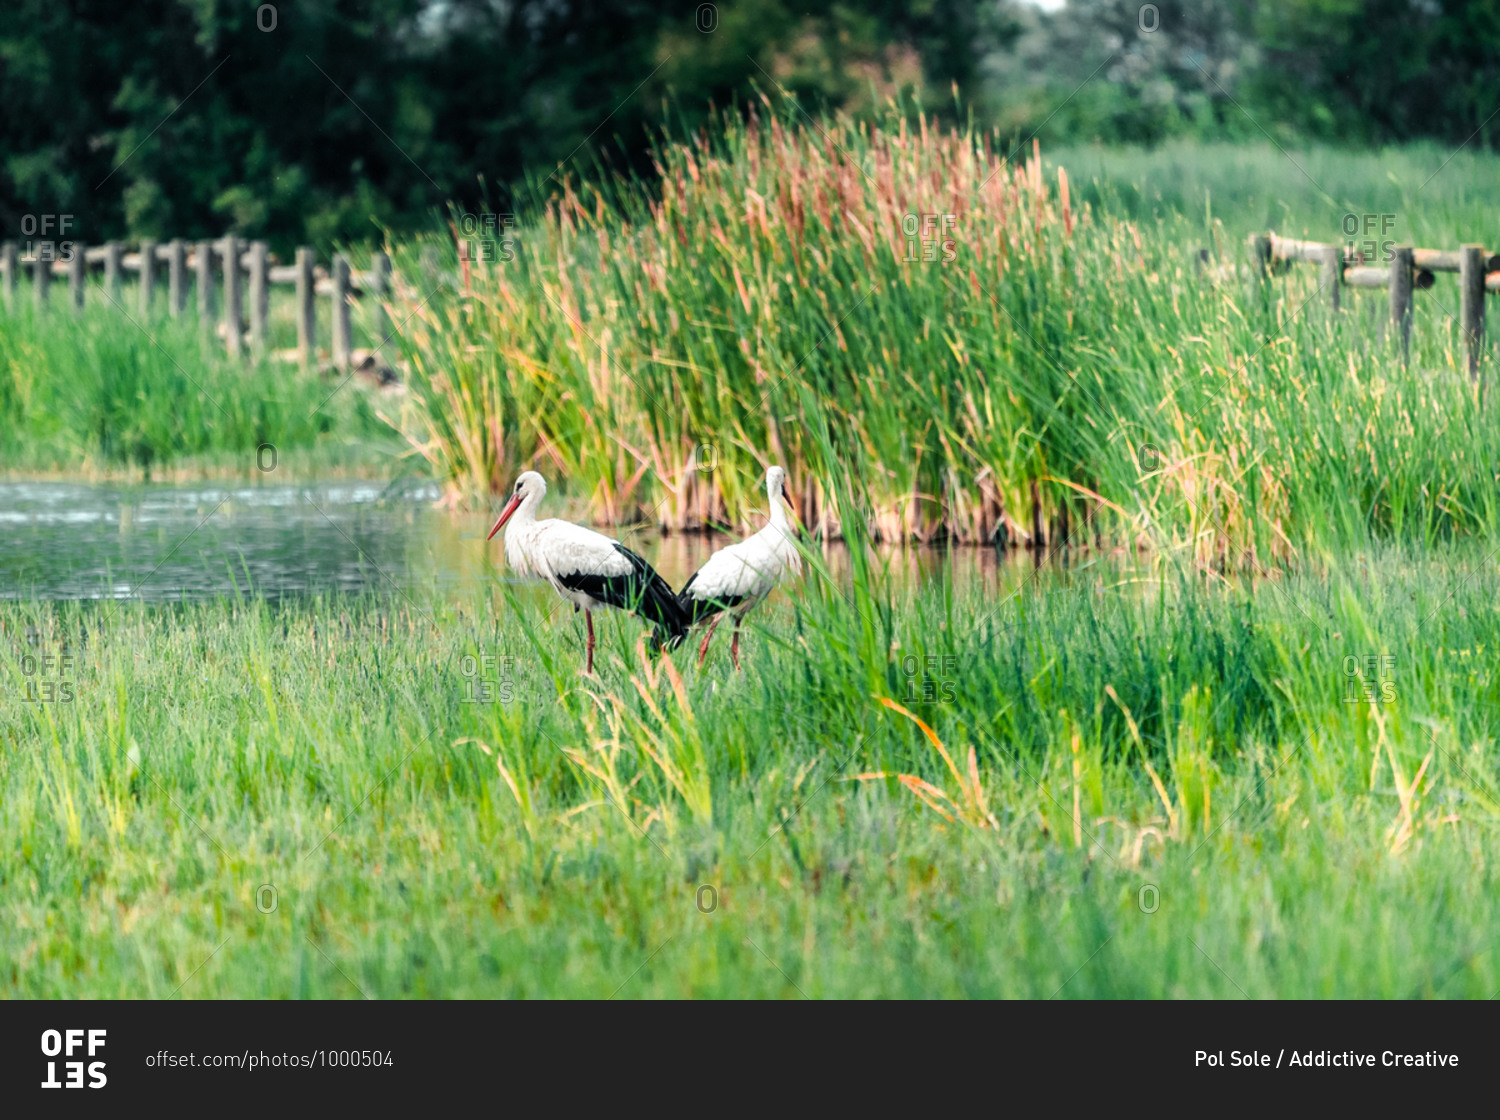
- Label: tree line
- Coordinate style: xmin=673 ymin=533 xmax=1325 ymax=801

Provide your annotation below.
xmin=2 ymin=0 xmax=1496 ymax=251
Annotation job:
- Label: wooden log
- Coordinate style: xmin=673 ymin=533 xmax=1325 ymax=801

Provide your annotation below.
xmin=167 ymin=240 xmax=187 ymax=317
xmin=33 ymin=246 xmax=51 ymax=308
xmin=1320 ymin=244 xmax=1341 ymax=312
xmin=68 ymin=242 xmax=87 ymax=310
xmin=1344 ymin=266 xmax=1388 ymax=289
xmin=269 ymin=264 xmax=331 ymax=285
xmin=296 ymin=247 xmax=315 ymax=368
xmin=249 ymin=240 xmax=269 ymax=355
xmin=222 ymin=234 xmax=242 ymax=357
xmin=138 ymin=239 xmax=157 ymax=315
xmin=332 ymin=253 xmax=351 ymax=368
xmin=1269 ymin=234 xmax=1330 ymax=264
xmin=103 ymin=242 xmax=122 ymax=305
xmin=195 ymin=239 xmax=215 ymax=322
xmin=1343 ymin=265 xmax=1435 ymax=290
xmin=1413 ymin=248 xmax=1461 ymax=273
xmin=1390 ymin=246 xmax=1414 ymax=357
xmin=1412 ymin=248 xmax=1500 ymax=274
xmin=370 ymin=251 xmax=391 ymax=346
xmin=1460 ymin=244 xmax=1485 ymax=382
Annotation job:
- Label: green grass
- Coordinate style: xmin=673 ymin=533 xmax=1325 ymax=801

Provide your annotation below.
xmin=4 ymin=535 xmax=1499 ymax=998
xmin=0 ymin=283 xmax=400 ymax=477
xmin=1050 ymin=139 xmax=1500 ymax=247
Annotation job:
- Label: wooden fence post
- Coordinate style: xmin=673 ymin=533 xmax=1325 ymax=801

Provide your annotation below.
xmin=1249 ymin=233 xmax=1271 ymax=279
xmin=104 ymin=242 xmax=122 ymax=305
xmin=1390 ymin=245 xmax=1413 ymax=358
xmin=331 ymin=253 xmax=351 ymax=368
xmin=296 ymin=247 xmax=316 ymax=368
xmin=1460 ymin=244 xmax=1485 ymax=382
xmin=1320 ymin=244 xmax=1341 ymax=312
xmin=69 ymin=243 xmax=87 ymax=310
xmin=249 ymin=240 xmax=269 ymax=356
xmin=222 ymin=234 xmax=242 ymax=357
xmin=139 ymin=239 xmax=157 ymax=315
xmin=195 ymin=239 xmax=215 ymax=323
xmin=34 ymin=246 xmax=51 ymax=308
xmin=168 ymin=240 xmax=187 ymax=317
xmin=1 ymin=242 xmax=15 ymax=306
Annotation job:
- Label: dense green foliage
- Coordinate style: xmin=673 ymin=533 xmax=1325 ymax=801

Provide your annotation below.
xmin=385 ymin=111 xmax=1500 ymax=564
xmin=6 ymin=1 xmax=1500 ymax=247
xmin=989 ymin=0 xmax=1500 ymax=148
xmin=4 ymin=537 xmax=1498 ymax=997
xmin=0 ymin=0 xmax=990 ymax=251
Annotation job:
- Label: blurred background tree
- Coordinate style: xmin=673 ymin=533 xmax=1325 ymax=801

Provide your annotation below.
xmin=2 ymin=0 xmax=1497 ymax=251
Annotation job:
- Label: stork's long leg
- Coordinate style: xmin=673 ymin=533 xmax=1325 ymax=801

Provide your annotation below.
xmin=697 ymin=614 xmax=723 ymax=667
xmin=585 ymin=609 xmax=596 ymax=675
xmin=730 ymin=616 xmax=742 ymax=671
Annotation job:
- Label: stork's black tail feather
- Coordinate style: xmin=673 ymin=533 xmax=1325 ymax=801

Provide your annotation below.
xmin=675 ymin=572 xmax=749 ymax=628
xmin=609 ymin=544 xmax=688 ymax=654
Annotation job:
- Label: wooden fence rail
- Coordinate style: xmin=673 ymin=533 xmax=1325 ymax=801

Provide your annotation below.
xmin=1248 ymin=232 xmax=1493 ymax=378
xmin=0 ymin=237 xmax=403 ymax=369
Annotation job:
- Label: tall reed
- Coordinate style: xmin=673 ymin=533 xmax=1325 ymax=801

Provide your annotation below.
xmin=381 ymin=106 xmax=1500 ymax=562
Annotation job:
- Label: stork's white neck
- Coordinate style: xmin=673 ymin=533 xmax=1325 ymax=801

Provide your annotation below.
xmin=501 ymin=486 xmax=544 ymax=577
xmin=767 ymin=475 xmax=789 ymax=531
xmin=506 ymin=488 xmax=543 ymax=536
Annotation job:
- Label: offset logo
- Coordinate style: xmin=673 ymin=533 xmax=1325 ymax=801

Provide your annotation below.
xmin=40 ymin=1029 xmax=107 ymax=1088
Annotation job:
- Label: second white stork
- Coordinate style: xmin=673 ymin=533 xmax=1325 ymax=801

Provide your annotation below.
xmin=678 ymin=465 xmax=800 ymax=669
xmin=488 ymin=471 xmax=687 ymax=673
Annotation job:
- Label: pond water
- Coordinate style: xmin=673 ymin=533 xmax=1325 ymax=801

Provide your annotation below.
xmin=0 ymin=481 xmax=1071 ymax=602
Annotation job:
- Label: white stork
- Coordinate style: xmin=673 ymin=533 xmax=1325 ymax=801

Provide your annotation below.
xmin=678 ymin=465 xmax=800 ymax=669
xmin=487 ymin=471 xmax=687 ymax=673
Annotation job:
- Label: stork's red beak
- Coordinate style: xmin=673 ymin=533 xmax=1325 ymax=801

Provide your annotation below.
xmin=487 ymin=493 xmax=522 ymax=540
